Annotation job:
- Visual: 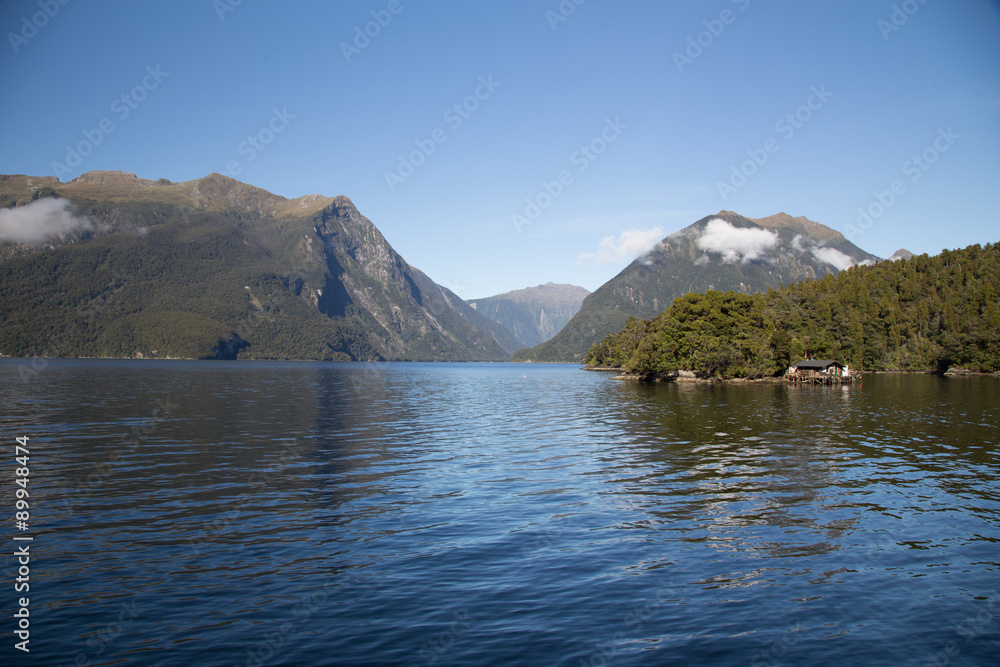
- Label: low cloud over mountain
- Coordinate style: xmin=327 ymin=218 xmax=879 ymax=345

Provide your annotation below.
xmin=578 ymin=226 xmax=664 ymax=265
xmin=515 ymin=211 xmax=881 ymax=362
xmin=810 ymin=246 xmax=856 ymax=271
xmin=0 ymin=197 xmax=92 ymax=243
xmin=695 ymin=218 xmax=778 ymax=263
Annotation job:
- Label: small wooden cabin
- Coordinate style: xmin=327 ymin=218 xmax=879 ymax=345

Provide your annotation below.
xmin=787 ymin=359 xmax=850 ymax=378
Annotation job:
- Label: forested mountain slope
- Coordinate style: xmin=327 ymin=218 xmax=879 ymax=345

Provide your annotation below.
xmin=585 ymin=242 xmax=1000 ymax=379
xmin=514 ymin=211 xmax=878 ymax=362
xmin=0 ymin=171 xmax=513 ymax=361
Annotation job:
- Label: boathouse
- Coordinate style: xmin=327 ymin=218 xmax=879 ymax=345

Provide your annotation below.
xmin=786 ymin=359 xmax=853 ymax=382
xmin=788 ymin=359 xmax=848 ymax=376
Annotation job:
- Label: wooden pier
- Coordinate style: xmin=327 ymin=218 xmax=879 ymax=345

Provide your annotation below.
xmin=785 ymin=359 xmax=861 ymax=385
xmin=785 ymin=370 xmax=861 ymax=385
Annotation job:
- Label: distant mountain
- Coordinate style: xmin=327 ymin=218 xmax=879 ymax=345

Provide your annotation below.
xmin=0 ymin=171 xmax=514 ymax=361
xmin=512 ymin=211 xmax=881 ymax=363
xmin=468 ymin=283 xmax=589 ymax=349
xmin=889 ymin=249 xmax=915 ymax=262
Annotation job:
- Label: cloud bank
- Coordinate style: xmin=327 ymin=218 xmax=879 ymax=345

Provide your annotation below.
xmin=578 ymin=226 xmax=664 ymax=265
xmin=696 ymin=218 xmax=778 ymax=263
xmin=0 ymin=198 xmax=92 ymax=243
xmin=810 ymin=246 xmax=856 ymax=271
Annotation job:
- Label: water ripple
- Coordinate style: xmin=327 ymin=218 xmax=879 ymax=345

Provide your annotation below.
xmin=1 ymin=361 xmax=998 ymax=666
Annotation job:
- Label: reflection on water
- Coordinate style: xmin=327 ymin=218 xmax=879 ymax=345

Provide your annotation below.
xmin=0 ymin=360 xmax=997 ymax=666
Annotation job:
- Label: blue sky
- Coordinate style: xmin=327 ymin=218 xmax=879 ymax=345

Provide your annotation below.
xmin=2 ymin=0 xmax=998 ymax=298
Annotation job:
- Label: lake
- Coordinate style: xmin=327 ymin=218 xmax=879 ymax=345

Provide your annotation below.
xmin=1 ymin=360 xmax=998 ymax=666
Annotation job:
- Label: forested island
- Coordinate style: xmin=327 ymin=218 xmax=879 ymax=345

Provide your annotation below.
xmin=584 ymin=242 xmax=1000 ymax=380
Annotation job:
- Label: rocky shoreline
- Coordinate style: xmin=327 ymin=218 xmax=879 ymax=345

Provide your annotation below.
xmin=589 ymin=367 xmax=785 ymax=384
xmin=610 ymin=373 xmax=788 ymax=384
xmin=868 ymin=367 xmax=1000 ymax=378
xmin=585 ymin=365 xmax=1000 ymax=383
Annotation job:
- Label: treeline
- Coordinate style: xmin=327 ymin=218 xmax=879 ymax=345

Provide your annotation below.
xmin=585 ymin=242 xmax=1000 ymax=378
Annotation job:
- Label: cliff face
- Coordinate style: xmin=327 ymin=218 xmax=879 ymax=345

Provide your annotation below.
xmin=0 ymin=171 xmax=512 ymax=361
xmin=306 ymin=198 xmax=518 ymax=360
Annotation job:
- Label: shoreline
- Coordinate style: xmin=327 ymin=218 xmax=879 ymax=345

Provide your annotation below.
xmin=864 ymin=368 xmax=1000 ymax=378
xmin=586 ymin=365 xmax=1000 ymax=384
xmin=610 ymin=373 xmax=788 ymax=384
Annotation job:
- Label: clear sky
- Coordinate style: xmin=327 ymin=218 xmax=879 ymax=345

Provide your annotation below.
xmin=2 ymin=0 xmax=998 ymax=298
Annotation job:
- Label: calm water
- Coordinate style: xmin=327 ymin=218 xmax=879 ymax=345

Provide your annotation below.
xmin=1 ymin=360 xmax=998 ymax=666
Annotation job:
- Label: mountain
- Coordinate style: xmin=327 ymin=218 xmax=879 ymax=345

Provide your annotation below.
xmin=512 ymin=211 xmax=880 ymax=363
xmin=889 ymin=249 xmax=915 ymax=262
xmin=585 ymin=242 xmax=1000 ymax=377
xmin=0 ymin=171 xmax=514 ymax=361
xmin=467 ymin=283 xmax=589 ymax=349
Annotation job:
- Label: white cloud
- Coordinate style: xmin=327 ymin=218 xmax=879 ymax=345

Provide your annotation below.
xmin=0 ymin=198 xmax=92 ymax=243
xmin=696 ymin=218 xmax=778 ymax=263
xmin=578 ymin=226 xmax=664 ymax=265
xmin=810 ymin=246 xmax=856 ymax=271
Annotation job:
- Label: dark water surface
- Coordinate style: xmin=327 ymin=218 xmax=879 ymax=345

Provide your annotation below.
xmin=1 ymin=360 xmax=998 ymax=666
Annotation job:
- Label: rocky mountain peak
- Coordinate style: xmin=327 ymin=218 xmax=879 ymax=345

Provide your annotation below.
xmin=750 ymin=212 xmax=843 ymax=243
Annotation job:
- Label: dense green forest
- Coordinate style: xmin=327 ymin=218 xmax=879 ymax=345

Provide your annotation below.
xmin=0 ymin=199 xmax=487 ymax=361
xmin=584 ymin=242 xmax=1000 ymax=379
xmin=0 ymin=204 xmax=378 ymax=360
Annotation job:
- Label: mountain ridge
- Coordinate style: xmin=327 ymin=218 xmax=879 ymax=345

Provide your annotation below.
xmin=0 ymin=170 xmax=513 ymax=361
xmin=513 ymin=210 xmax=881 ymax=363
xmin=1 ymin=170 xmax=335 ymax=219
xmin=585 ymin=241 xmax=1000 ymax=377
xmin=468 ymin=282 xmax=589 ymax=349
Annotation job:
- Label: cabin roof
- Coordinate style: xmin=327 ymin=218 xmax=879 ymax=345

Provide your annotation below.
xmin=791 ymin=359 xmax=845 ymax=370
